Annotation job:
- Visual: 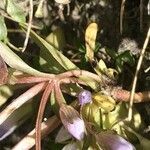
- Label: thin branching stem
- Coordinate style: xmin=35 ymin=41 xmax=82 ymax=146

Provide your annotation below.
xmin=120 ymin=0 xmax=126 ymax=34
xmin=110 ymin=87 xmax=150 ymax=103
xmin=35 ymin=81 xmax=54 ymax=150
xmin=57 ymin=70 xmax=101 ymax=81
xmin=15 ymin=76 xmax=54 ymax=84
xmin=21 ymin=0 xmax=33 ymax=52
xmin=128 ymin=27 xmax=150 ymax=121
xmin=54 ymin=81 xmax=66 ymax=106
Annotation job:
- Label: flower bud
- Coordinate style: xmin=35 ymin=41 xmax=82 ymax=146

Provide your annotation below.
xmin=59 ymin=105 xmax=85 ymax=140
xmin=95 ymin=131 xmax=135 ymax=150
xmin=78 ymin=90 xmax=92 ymax=106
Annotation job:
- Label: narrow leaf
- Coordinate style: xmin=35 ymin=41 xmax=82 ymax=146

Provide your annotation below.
xmin=0 ymin=41 xmax=51 ymax=77
xmin=85 ymin=23 xmax=98 ymax=61
xmin=27 ymin=28 xmax=78 ymax=73
xmin=0 ymin=16 xmax=7 ymax=41
xmin=46 ymin=27 xmax=66 ymax=50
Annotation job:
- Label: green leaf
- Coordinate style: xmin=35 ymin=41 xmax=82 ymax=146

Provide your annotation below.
xmin=6 ymin=0 xmax=26 ymax=23
xmin=0 ymin=16 xmax=7 ymax=41
xmin=79 ymin=76 xmax=101 ymax=91
xmin=28 ymin=28 xmax=78 ymax=73
xmin=46 ymin=27 xmax=66 ymax=51
xmin=116 ymin=51 xmax=135 ymax=72
xmin=105 ymin=48 xmax=118 ymax=59
xmin=0 ymin=41 xmax=51 ymax=77
xmin=0 ymin=85 xmax=14 ymax=107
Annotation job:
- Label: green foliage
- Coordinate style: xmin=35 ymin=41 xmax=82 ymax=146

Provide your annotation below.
xmin=106 ymin=48 xmax=135 ymax=73
xmin=116 ymin=51 xmax=135 ymax=73
xmin=27 ymin=28 xmax=78 ymax=73
xmin=6 ymin=0 xmax=26 ymax=23
xmin=0 ymin=16 xmax=7 ymax=41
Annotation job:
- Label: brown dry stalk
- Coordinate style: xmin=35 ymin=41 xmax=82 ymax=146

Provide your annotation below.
xmin=110 ymin=88 xmax=150 ymax=103
xmin=128 ymin=27 xmax=150 ymax=120
xmin=35 ymin=81 xmax=54 ymax=150
xmin=15 ymin=76 xmax=53 ymax=84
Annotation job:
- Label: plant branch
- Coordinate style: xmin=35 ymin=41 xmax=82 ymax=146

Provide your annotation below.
xmin=54 ymin=81 xmax=66 ymax=106
xmin=128 ymin=27 xmax=150 ymax=121
xmin=110 ymin=87 xmax=150 ymax=103
xmin=21 ymin=0 xmax=33 ymax=52
xmin=0 ymin=82 xmax=46 ymax=125
xmin=35 ymin=81 xmax=54 ymax=150
xmin=15 ymin=76 xmax=54 ymax=84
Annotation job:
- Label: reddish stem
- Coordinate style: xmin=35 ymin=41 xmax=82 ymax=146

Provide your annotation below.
xmin=15 ymin=76 xmax=53 ymax=84
xmin=110 ymin=87 xmax=150 ymax=103
xmin=60 ymin=77 xmax=86 ymax=85
xmin=57 ymin=70 xmax=101 ymax=81
xmin=35 ymin=81 xmax=54 ymax=150
xmin=54 ymin=81 xmax=66 ymax=106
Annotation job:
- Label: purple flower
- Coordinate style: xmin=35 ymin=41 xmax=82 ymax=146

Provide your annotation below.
xmin=95 ymin=131 xmax=135 ymax=150
xmin=59 ymin=105 xmax=85 ymax=140
xmin=78 ymin=90 xmax=92 ymax=105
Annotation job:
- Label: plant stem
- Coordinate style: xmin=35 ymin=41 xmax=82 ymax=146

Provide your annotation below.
xmin=15 ymin=76 xmax=54 ymax=84
xmin=110 ymin=87 xmax=150 ymax=103
xmin=54 ymin=81 xmax=66 ymax=106
xmin=35 ymin=81 xmax=54 ymax=150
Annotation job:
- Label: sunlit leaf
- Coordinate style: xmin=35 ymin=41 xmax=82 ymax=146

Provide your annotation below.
xmin=55 ymin=0 xmax=71 ymax=5
xmin=0 ymin=85 xmax=14 ymax=107
xmin=0 ymin=16 xmax=7 ymax=41
xmin=0 ymin=41 xmax=50 ymax=77
xmin=92 ymin=92 xmax=116 ymax=112
xmin=6 ymin=0 xmax=26 ymax=23
xmin=85 ymin=23 xmax=98 ymax=61
xmin=94 ymin=59 xmax=118 ymax=79
xmin=79 ymin=76 xmax=100 ymax=91
xmin=81 ymin=103 xmax=102 ymax=128
xmin=62 ymin=142 xmax=81 ymax=150
xmin=27 ymin=28 xmax=78 ymax=73
xmin=46 ymin=27 xmax=66 ymax=50
xmin=35 ymin=0 xmax=44 ymax=18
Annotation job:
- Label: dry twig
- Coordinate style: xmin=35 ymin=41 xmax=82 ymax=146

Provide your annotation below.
xmin=128 ymin=27 xmax=150 ymax=121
